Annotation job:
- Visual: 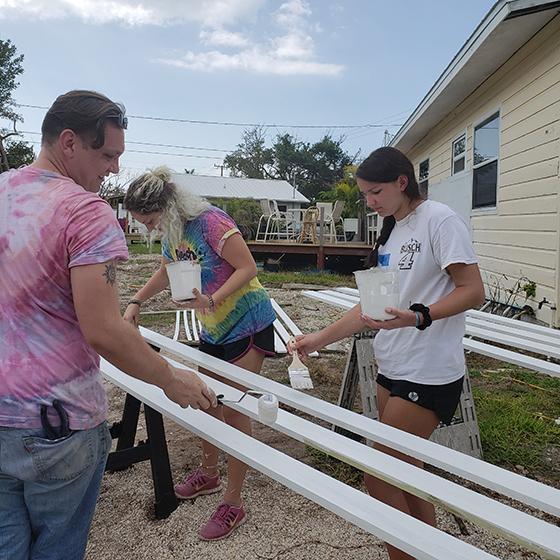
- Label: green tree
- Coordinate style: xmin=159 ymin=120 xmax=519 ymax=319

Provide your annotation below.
xmin=0 ymin=39 xmax=26 ymax=172
xmin=300 ymin=135 xmax=355 ymax=199
xmin=316 ymin=165 xmax=361 ymax=218
xmin=4 ymin=139 xmax=34 ymax=168
xmin=210 ymin=197 xmax=261 ymax=239
xmin=224 ymin=127 xmax=356 ymax=200
xmin=0 ymin=39 xmax=24 ymax=123
xmin=224 ymin=127 xmax=274 ymax=179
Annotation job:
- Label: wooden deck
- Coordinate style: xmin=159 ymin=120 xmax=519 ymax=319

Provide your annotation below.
xmin=247 ymin=240 xmax=371 ymax=270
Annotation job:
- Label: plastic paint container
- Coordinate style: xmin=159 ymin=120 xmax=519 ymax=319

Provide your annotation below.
xmin=166 ymin=260 xmax=201 ymax=301
xmin=257 ymin=393 xmax=278 ymax=424
xmin=354 ymin=267 xmax=399 ymax=320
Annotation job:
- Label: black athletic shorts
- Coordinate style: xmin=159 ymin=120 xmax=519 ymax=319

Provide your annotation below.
xmin=199 ymin=323 xmax=275 ymax=363
xmin=376 ymin=373 xmax=464 ymax=425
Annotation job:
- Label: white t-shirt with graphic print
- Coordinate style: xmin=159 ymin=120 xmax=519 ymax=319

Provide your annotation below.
xmin=373 ymin=199 xmax=478 ymax=385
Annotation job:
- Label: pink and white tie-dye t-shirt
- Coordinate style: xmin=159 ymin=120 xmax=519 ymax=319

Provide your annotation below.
xmin=0 ymin=167 xmax=128 ymax=430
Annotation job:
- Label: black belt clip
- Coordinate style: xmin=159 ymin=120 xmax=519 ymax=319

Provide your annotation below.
xmin=40 ymin=399 xmax=71 ymax=440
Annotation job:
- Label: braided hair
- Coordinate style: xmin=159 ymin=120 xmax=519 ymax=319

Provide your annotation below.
xmin=357 ymin=147 xmax=421 ymax=268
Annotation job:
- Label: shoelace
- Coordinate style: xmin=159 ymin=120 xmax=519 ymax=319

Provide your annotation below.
xmin=211 ymin=504 xmax=238 ymax=528
xmin=186 ymin=469 xmax=211 ymax=488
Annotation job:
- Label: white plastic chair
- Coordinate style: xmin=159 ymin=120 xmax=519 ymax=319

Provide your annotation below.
xmin=317 ymin=201 xmax=345 ymax=242
xmin=329 ymin=200 xmax=345 ymax=242
xmin=255 ymin=199 xmax=289 ymax=241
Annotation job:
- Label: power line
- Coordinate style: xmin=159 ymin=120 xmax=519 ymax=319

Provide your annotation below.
xmin=20 ymin=130 xmax=232 ymax=153
xmin=27 ymin=141 xmax=223 ymax=160
xmin=16 ymin=104 xmax=404 ymax=130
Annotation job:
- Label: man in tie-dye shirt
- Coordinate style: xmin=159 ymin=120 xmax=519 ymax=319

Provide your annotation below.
xmin=0 ymin=90 xmax=215 ymax=560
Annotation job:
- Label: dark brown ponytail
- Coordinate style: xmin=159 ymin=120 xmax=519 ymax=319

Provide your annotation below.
xmin=365 ymin=216 xmax=396 ymax=268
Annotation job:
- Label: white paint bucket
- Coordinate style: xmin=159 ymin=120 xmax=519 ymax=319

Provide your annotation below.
xmin=354 ymin=268 xmax=399 ymax=320
xmin=166 ymin=260 xmax=202 ymax=301
xmin=257 ymin=393 xmax=278 ymax=424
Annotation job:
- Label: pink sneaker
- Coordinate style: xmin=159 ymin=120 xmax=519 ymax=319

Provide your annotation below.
xmin=198 ymin=502 xmax=247 ymax=541
xmin=174 ymin=468 xmax=221 ymax=500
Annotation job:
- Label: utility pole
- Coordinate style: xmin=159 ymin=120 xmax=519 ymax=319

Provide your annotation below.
xmin=382 ymin=129 xmax=394 ymax=147
xmin=214 ymin=163 xmax=224 ymax=177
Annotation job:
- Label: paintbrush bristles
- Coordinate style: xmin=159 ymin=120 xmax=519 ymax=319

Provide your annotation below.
xmin=288 ymin=338 xmax=313 ymax=390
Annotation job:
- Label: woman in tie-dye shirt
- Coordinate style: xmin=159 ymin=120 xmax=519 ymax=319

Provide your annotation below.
xmin=123 ymin=166 xmax=275 ymax=541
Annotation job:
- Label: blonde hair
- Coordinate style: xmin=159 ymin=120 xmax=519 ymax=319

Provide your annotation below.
xmin=124 ymin=166 xmax=210 ymax=249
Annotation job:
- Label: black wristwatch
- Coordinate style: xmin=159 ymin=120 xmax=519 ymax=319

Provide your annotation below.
xmin=409 ymin=303 xmax=432 ymax=330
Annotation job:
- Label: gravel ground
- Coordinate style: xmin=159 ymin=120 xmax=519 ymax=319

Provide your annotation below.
xmin=84 ymin=254 xmax=555 ymax=560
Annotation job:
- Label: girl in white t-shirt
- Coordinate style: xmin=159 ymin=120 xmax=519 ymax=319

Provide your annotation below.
xmin=293 ymin=147 xmax=484 ymax=560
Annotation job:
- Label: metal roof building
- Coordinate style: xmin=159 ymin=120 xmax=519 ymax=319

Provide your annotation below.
xmin=169 ymin=174 xmax=309 ymax=204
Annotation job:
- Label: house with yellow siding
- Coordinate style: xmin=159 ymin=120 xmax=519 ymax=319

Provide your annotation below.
xmin=390 ymin=0 xmax=560 ymax=325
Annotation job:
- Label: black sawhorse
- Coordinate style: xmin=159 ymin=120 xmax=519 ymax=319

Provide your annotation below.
xmin=105 ymin=389 xmax=179 ymax=519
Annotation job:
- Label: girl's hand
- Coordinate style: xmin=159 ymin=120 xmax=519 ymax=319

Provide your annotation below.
xmin=360 ymin=307 xmax=417 ymax=331
xmin=288 ymin=333 xmax=324 ymax=357
xmin=123 ymin=304 xmax=141 ymax=327
xmin=172 ymin=288 xmax=213 ymax=310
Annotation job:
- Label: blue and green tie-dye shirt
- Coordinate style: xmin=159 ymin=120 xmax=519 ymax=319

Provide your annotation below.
xmin=162 ymin=206 xmax=275 ymax=345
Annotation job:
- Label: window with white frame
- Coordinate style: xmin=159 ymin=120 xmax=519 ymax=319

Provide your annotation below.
xmin=452 ymin=134 xmax=466 ymax=174
xmin=418 ymin=158 xmax=429 ymax=197
xmin=472 ymin=112 xmax=499 ymax=208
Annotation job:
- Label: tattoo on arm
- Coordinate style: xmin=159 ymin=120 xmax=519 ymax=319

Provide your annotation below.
xmin=103 ymin=262 xmax=117 ymax=286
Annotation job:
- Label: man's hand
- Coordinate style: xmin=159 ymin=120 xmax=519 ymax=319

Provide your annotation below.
xmin=123 ymin=304 xmax=141 ymax=327
xmin=163 ymin=366 xmax=217 ymax=410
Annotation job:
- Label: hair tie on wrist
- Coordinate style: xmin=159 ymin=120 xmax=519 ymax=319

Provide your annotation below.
xmin=409 ymin=303 xmax=432 ymax=330
xmin=128 ymin=299 xmax=143 ymax=307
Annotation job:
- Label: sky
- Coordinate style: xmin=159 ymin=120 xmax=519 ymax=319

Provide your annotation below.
xmin=1 ymin=0 xmax=498 ymax=179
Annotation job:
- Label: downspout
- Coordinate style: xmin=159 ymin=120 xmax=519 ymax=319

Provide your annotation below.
xmin=554 ymin=153 xmax=560 ymax=328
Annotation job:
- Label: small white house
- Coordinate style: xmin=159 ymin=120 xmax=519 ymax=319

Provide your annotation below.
xmin=169 ymin=174 xmax=310 ymax=214
xmin=110 ymin=174 xmax=310 ymax=236
xmin=390 ymin=0 xmax=560 ymax=325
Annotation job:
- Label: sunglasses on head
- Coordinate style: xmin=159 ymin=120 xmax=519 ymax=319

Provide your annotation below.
xmin=111 ymin=102 xmax=128 ymax=129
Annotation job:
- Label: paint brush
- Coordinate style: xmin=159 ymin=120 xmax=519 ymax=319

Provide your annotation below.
xmin=288 ymin=338 xmax=313 ymax=390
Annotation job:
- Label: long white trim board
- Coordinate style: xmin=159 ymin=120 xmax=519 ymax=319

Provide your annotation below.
xmin=100 ymin=358 xmax=500 ymax=560
xmin=139 ymin=326 xmax=560 ymax=518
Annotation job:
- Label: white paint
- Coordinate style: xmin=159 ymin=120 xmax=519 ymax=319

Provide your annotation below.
xmin=100 ymin=358 xmax=498 ymax=560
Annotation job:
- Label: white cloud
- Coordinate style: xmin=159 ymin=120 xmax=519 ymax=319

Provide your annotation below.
xmin=0 ymin=0 xmax=343 ymax=77
xmin=161 ymin=0 xmax=343 ymax=77
xmin=0 ymin=0 xmax=264 ymax=27
xmin=272 ymin=33 xmax=314 ymax=60
xmin=157 ymin=48 xmax=342 ymax=77
xmin=200 ymin=29 xmax=249 ymax=49
xmin=274 ymin=0 xmax=311 ymax=28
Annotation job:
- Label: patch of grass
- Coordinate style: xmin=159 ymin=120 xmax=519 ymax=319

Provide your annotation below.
xmin=306 ymin=447 xmax=364 ymax=487
xmin=259 ymin=270 xmax=355 ymax=288
xmin=138 ymin=312 xmax=171 ymax=327
xmin=128 ymin=242 xmax=160 ymax=255
xmin=472 ymin=366 xmax=560 ymax=477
